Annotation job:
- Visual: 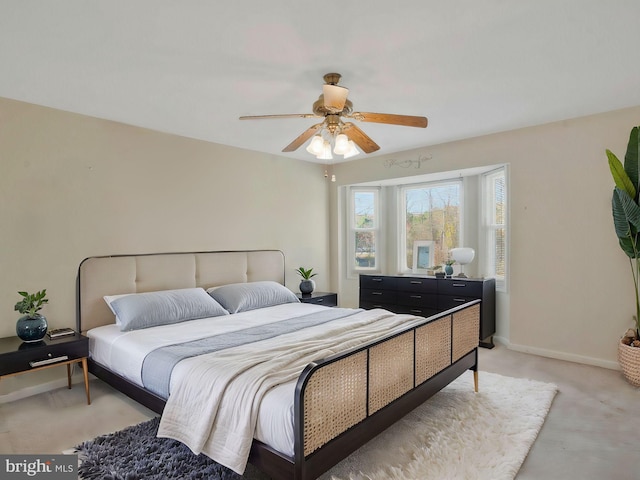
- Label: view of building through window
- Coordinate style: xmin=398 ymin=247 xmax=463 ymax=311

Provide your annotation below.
xmin=403 ymin=182 xmax=461 ymax=270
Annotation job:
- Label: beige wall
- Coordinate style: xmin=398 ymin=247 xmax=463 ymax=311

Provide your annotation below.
xmin=332 ymin=105 xmax=640 ymax=369
xmin=0 ymin=97 xmax=330 ymax=396
xmin=3 ymin=95 xmax=639 ymax=398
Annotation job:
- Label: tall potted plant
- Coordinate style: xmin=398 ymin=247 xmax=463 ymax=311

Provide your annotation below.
xmin=607 ymin=125 xmax=640 ymax=386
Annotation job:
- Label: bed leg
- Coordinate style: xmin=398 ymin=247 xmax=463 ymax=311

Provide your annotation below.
xmin=473 ymin=370 xmax=479 ymax=393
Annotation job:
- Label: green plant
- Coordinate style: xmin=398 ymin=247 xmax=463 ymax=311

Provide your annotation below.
xmin=295 ymin=267 xmax=317 ymax=280
xmin=607 ymin=125 xmax=640 ymax=338
xmin=14 ymin=289 xmax=48 ymax=317
xmin=445 ymin=258 xmax=456 ymax=266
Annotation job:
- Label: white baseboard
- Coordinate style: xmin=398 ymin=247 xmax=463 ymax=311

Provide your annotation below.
xmin=496 ymin=336 xmax=620 ymax=371
xmin=0 ymin=374 xmax=86 ymax=405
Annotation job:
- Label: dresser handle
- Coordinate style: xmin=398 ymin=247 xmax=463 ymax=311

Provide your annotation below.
xmin=410 ymin=295 xmax=422 ymax=299
xmin=371 ymin=292 xmax=383 ymax=295
xmin=316 ymin=298 xmax=324 ymax=302
xmin=410 ymin=280 xmax=422 ymax=284
xmin=452 ymin=283 xmax=467 ymax=287
xmin=453 ymin=298 xmax=467 ymax=302
xmin=372 ymin=278 xmax=383 ymax=282
xmin=410 ymin=309 xmax=423 ymax=313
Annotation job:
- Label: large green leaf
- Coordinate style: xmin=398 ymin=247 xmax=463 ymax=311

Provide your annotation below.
xmin=613 ymin=187 xmax=640 ymax=257
xmin=624 ymin=126 xmax=640 ymax=196
xmin=608 ymin=149 xmax=636 ymax=198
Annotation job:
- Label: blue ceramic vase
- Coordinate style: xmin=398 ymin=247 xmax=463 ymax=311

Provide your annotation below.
xmin=445 ymin=264 xmax=454 ymax=276
xmin=16 ymin=314 xmax=48 ymax=342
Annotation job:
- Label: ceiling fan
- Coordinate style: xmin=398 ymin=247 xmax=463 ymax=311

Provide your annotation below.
xmin=239 ymin=73 xmax=428 ymax=159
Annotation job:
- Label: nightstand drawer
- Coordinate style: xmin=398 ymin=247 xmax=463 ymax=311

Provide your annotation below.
xmin=297 ymin=292 xmax=337 ymax=307
xmin=0 ymin=334 xmax=88 ymax=376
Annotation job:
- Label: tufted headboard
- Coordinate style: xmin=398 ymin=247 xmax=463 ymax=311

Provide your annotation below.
xmin=77 ymin=250 xmax=285 ymax=333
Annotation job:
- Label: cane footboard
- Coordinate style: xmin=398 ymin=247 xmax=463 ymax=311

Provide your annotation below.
xmin=291 ymin=301 xmax=480 ymax=480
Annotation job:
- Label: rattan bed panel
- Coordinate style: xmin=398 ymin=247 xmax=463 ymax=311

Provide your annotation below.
xmin=303 ymin=351 xmax=368 ymax=456
xmin=415 ymin=316 xmax=452 ymax=385
xmin=78 ymin=250 xmax=285 ymax=332
xmin=452 ymin=303 xmax=480 ymax=362
xmin=368 ymin=331 xmax=414 ymax=415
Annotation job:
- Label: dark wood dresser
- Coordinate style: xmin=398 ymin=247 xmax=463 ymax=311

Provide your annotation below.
xmin=359 ymin=274 xmax=496 ymax=348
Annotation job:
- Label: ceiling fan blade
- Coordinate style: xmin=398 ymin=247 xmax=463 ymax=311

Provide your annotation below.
xmin=239 ymin=113 xmax=319 ymax=120
xmin=351 ymin=112 xmax=428 ymax=128
xmin=323 ymin=84 xmax=349 ymax=113
xmin=342 ymin=122 xmax=380 ymax=154
xmin=282 ymin=123 xmax=324 ymax=152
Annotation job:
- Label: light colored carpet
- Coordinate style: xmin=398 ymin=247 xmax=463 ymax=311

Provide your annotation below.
xmin=68 ymin=370 xmax=557 ymax=480
xmin=318 ymin=371 xmax=558 ymax=480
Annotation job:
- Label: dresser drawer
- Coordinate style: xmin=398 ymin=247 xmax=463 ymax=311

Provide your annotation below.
xmin=438 ymin=279 xmax=483 ymax=297
xmin=438 ymin=295 xmax=478 ymax=311
xmin=393 ymin=304 xmax=439 ymax=317
xmin=397 ymin=277 xmax=437 ymax=293
xmin=360 ymin=300 xmax=398 ymax=311
xmin=396 ymin=291 xmax=438 ymax=308
xmin=360 ymin=288 xmax=397 ymax=305
xmin=360 ymin=275 xmax=398 ymax=290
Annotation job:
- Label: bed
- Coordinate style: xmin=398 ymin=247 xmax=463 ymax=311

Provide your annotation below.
xmin=77 ymin=250 xmax=480 ymax=480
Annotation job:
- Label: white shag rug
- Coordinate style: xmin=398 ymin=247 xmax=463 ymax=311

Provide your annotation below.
xmin=317 ymin=371 xmax=558 ymax=480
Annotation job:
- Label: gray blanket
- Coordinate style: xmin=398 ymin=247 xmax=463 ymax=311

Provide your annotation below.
xmin=141 ymin=307 xmax=361 ymax=398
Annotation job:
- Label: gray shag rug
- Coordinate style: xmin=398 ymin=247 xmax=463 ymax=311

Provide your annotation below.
xmin=73 ymin=416 xmax=260 ymax=480
xmin=73 ymin=371 xmax=557 ymax=480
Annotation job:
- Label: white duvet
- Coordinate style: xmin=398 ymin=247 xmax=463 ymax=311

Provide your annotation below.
xmin=88 ymin=303 xmax=424 ymax=474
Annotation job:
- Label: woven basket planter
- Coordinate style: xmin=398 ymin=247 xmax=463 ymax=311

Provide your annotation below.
xmin=618 ymin=341 xmax=640 ymax=387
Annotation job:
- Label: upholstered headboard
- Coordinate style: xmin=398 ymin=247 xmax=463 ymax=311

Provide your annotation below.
xmin=77 ymin=250 xmax=285 ymax=333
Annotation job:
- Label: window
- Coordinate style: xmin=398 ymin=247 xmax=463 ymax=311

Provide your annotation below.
xmin=349 ymin=187 xmax=381 ymax=273
xmin=483 ymin=168 xmax=507 ymax=290
xmin=400 ymin=180 xmax=462 ymax=271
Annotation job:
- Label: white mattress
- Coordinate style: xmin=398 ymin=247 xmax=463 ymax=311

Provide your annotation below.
xmin=87 ymin=302 xmax=344 ymax=457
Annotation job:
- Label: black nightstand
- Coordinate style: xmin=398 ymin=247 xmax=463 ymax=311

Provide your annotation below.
xmin=297 ymin=291 xmax=338 ymax=307
xmin=0 ymin=333 xmax=91 ymax=404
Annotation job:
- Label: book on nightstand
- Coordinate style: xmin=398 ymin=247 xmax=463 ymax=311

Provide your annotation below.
xmin=47 ymin=328 xmax=76 ymax=339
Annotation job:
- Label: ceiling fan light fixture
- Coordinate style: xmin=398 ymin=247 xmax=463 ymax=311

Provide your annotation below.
xmin=342 ymin=140 xmax=360 ymax=159
xmin=333 ymin=133 xmax=350 ymax=155
xmin=317 ymin=140 xmax=333 ymax=160
xmin=306 ymin=135 xmax=324 ymax=156
xmin=323 ymin=84 xmax=349 ymax=112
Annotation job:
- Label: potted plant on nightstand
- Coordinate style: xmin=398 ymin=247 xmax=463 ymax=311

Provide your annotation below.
xmin=607 ymin=125 xmax=640 ymax=386
xmin=295 ymin=267 xmax=317 ymax=295
xmin=14 ymin=289 xmax=49 ymax=342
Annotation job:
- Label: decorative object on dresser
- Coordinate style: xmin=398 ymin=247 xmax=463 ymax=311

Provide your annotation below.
xmin=607 ymin=125 xmax=640 ymax=385
xmin=296 ymin=291 xmax=337 ymax=307
xmin=295 ymin=266 xmax=317 ymax=294
xmin=14 ymin=289 xmax=49 ymax=342
xmin=0 ymin=333 xmax=91 ymax=404
xmin=444 ymin=258 xmax=455 ymax=277
xmin=449 ymin=247 xmax=475 ymax=278
xmin=360 ymin=274 xmax=496 ymax=348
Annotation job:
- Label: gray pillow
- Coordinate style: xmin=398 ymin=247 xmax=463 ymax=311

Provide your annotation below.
xmin=207 ymin=281 xmax=299 ymax=314
xmin=109 ymin=288 xmax=229 ymax=331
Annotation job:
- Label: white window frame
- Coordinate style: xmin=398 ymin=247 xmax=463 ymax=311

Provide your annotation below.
xmin=348 ymin=186 xmax=383 ymax=276
xmin=397 ymin=179 xmax=463 ymax=274
xmin=481 ymin=166 xmax=508 ymax=291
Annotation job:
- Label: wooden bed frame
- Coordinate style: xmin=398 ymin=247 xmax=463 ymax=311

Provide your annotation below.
xmin=77 ymin=250 xmax=480 ymax=480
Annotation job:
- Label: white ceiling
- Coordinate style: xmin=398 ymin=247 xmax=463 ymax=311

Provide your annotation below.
xmin=1 ymin=1 xmax=639 ymax=164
